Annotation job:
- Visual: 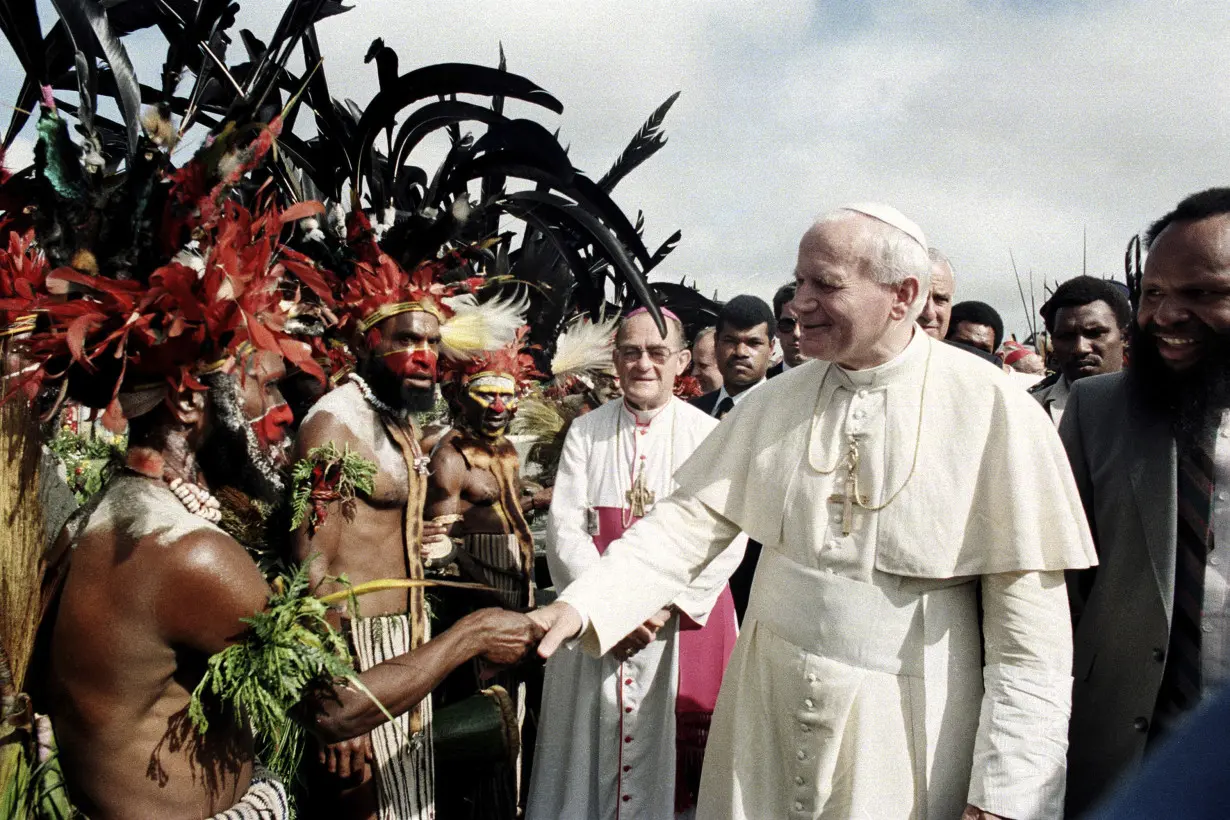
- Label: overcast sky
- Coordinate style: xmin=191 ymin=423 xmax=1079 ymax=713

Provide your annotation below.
xmin=3 ymin=0 xmax=1229 ymax=338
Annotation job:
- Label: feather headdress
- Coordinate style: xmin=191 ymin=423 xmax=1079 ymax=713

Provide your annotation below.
xmin=548 ymin=313 xmax=619 ymax=387
xmin=444 ymin=326 xmax=539 ymax=392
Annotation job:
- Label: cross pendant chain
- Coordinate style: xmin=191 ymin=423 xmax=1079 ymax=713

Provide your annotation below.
xmin=828 ymin=439 xmax=866 ymax=536
xmin=626 ymin=462 xmax=656 ymax=519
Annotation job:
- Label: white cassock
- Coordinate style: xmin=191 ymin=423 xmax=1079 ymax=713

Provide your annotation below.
xmin=558 ymin=331 xmax=1098 ymax=820
xmin=527 ymin=397 xmax=745 ymax=820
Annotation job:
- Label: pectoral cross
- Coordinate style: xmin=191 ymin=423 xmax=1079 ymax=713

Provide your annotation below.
xmin=626 ymin=462 xmax=655 ymax=519
xmin=827 ymin=438 xmax=866 ymax=536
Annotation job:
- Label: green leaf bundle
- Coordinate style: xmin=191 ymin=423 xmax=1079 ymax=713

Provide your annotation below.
xmin=188 ymin=561 xmax=361 ymax=782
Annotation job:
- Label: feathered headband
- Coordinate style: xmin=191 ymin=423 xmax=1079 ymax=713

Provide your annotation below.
xmin=445 ymin=326 xmax=539 ymax=392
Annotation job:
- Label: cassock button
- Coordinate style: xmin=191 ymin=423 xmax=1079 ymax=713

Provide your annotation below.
xmin=625 ymin=736 xmax=633 ymax=743
xmin=623 ymin=765 xmax=632 ymax=773
xmin=807 ymin=673 xmax=817 ymax=683
xmin=804 ymin=698 xmax=815 ymax=709
xmin=796 ymin=750 xmax=806 ymax=760
xmin=625 ymin=678 xmax=633 ymax=685
xmin=800 ymin=724 xmax=811 ymax=733
xmin=622 ymin=795 xmax=631 ymax=803
xmin=857 ymin=389 xmax=868 ymax=398
xmin=625 ymin=706 xmax=633 ymax=713
xmin=795 ymin=801 xmax=805 ymax=811
xmin=1134 ymin=717 xmax=1149 ymax=732
xmin=795 ymin=776 xmax=805 ymax=786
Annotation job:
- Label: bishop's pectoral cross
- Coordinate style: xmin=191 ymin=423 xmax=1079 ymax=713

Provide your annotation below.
xmin=828 ymin=438 xmax=867 ymax=536
xmin=626 ymin=461 xmax=656 ymax=519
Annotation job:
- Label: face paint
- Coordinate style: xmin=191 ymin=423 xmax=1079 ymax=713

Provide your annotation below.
xmin=251 ymin=402 xmax=294 ymax=449
xmin=382 ymin=344 xmax=438 ymax=380
xmin=463 ymin=374 xmax=518 ymax=438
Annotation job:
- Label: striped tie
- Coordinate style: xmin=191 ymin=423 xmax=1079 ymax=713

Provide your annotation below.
xmin=1158 ymin=435 xmax=1215 ymax=716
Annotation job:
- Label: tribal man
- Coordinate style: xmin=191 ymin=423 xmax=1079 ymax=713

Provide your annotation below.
xmin=293 ymin=233 xmax=530 ymax=820
xmin=527 ymin=307 xmax=743 ymax=820
xmin=532 ymin=205 xmax=1098 ymax=820
xmin=423 ymin=332 xmax=539 ymax=818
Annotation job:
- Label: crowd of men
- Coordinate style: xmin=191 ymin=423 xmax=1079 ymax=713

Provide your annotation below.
xmin=22 ymin=187 xmax=1230 ymax=820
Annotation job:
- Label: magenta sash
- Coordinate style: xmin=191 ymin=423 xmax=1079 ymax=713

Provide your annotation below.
xmin=593 ymin=506 xmax=737 ymax=810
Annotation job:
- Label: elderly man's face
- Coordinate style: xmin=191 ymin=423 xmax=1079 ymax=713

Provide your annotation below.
xmin=613 ymin=312 xmax=690 ymax=411
xmin=691 ymin=331 xmax=723 ymax=393
xmin=949 ymin=321 xmax=997 ymax=355
xmin=1051 ymin=301 xmax=1125 ymax=383
xmin=1138 ymin=215 xmax=1230 ymax=372
xmin=792 ymin=219 xmax=909 ymax=368
xmin=917 ymin=260 xmax=954 ymax=339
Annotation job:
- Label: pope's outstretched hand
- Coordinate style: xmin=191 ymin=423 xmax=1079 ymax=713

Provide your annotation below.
xmin=527 ymin=601 xmax=583 ymax=658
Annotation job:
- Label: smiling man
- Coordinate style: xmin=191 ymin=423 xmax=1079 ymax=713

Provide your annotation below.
xmin=529 ymin=204 xmax=1097 ymax=820
xmin=1062 ymin=188 xmax=1230 ymax=815
xmin=528 ymin=307 xmax=743 ymax=820
xmin=1031 ymin=276 xmax=1131 ymax=425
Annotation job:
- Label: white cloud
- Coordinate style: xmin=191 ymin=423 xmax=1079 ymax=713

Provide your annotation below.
xmin=3 ymin=0 xmax=1230 ymax=337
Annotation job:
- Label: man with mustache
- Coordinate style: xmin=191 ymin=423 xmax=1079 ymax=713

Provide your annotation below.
xmin=1030 ymin=276 xmax=1130 ymax=426
xmin=1062 ymin=188 xmax=1230 ymax=815
xmin=530 ymin=204 xmax=1096 ymax=820
xmin=294 ymin=272 xmax=540 ymax=820
xmin=197 ymin=346 xmax=298 ymax=571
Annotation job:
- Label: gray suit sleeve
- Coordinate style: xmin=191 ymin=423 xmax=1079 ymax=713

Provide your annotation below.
xmin=1058 ymin=383 xmax=1097 ymax=626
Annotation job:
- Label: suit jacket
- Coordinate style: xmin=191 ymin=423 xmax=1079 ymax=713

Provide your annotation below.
xmin=689 ymin=389 xmax=721 ymax=416
xmin=1061 ymin=371 xmax=1177 ymax=816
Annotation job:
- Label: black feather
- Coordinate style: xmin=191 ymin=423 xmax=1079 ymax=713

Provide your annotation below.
xmin=597 ymin=90 xmax=679 ymax=193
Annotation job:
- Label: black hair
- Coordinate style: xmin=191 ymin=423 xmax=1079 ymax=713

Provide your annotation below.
xmin=715 ymin=294 xmax=775 ymax=340
xmin=1146 ymin=187 xmax=1230 ymax=249
xmin=947 ymin=301 xmax=1004 ymax=350
xmin=772 ymin=283 xmax=797 ymax=321
xmin=1039 ymin=275 xmax=1132 ymax=333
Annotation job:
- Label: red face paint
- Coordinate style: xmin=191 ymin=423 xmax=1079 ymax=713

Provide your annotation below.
xmin=251 ymin=402 xmax=294 ymax=448
xmin=382 ymin=346 xmax=438 ymax=380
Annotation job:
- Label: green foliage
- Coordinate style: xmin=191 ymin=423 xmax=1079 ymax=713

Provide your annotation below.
xmin=46 ymin=428 xmax=127 ymax=504
xmin=288 ymin=443 xmax=377 ymax=533
xmin=188 ymin=561 xmax=370 ymax=782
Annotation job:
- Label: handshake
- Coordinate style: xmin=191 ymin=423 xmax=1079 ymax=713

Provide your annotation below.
xmin=459 ymin=601 xmax=669 ymax=666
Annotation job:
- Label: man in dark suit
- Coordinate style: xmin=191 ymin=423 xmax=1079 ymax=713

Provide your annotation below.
xmin=690 ymin=295 xmax=774 ymax=419
xmin=946 ymin=300 xmax=1004 ymax=356
xmin=690 ymin=294 xmax=775 ymax=624
xmin=767 ymin=283 xmax=808 ymax=378
xmin=1062 ymin=188 xmax=1230 ymax=816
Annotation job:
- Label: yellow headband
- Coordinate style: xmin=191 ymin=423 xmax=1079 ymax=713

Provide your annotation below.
xmin=358 ymin=301 xmax=444 ymax=333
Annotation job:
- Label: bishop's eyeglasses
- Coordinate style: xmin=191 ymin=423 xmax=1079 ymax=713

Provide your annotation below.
xmin=615 ymin=345 xmax=683 ymax=364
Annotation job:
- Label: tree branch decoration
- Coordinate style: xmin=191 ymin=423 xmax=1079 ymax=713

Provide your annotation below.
xmin=289 ymin=443 xmax=377 ymax=535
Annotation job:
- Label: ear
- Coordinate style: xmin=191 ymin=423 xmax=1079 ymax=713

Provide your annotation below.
xmin=677 ymin=349 xmax=693 ymax=370
xmin=167 ymin=386 xmax=207 ymax=425
xmin=890 ymin=277 xmax=922 ymax=321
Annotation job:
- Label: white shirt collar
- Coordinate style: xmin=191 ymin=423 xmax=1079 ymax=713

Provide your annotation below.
xmin=713 ymin=377 xmax=766 ymax=416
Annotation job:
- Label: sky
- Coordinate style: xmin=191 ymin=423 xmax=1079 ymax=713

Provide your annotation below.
xmin=3 ymin=0 xmax=1230 ymax=339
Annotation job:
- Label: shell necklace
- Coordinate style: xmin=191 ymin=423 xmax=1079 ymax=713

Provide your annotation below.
xmin=125 ymin=450 xmax=222 ymax=523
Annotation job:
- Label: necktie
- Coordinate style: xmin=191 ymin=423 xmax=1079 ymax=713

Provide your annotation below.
xmin=1158 ymin=434 xmax=1215 ymax=719
xmin=715 ymin=396 xmax=734 ymax=419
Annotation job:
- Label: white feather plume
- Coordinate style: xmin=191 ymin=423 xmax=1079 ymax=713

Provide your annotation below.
xmin=439 ymin=291 xmax=529 ymax=359
xmin=550 ymin=313 xmax=619 ymax=383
